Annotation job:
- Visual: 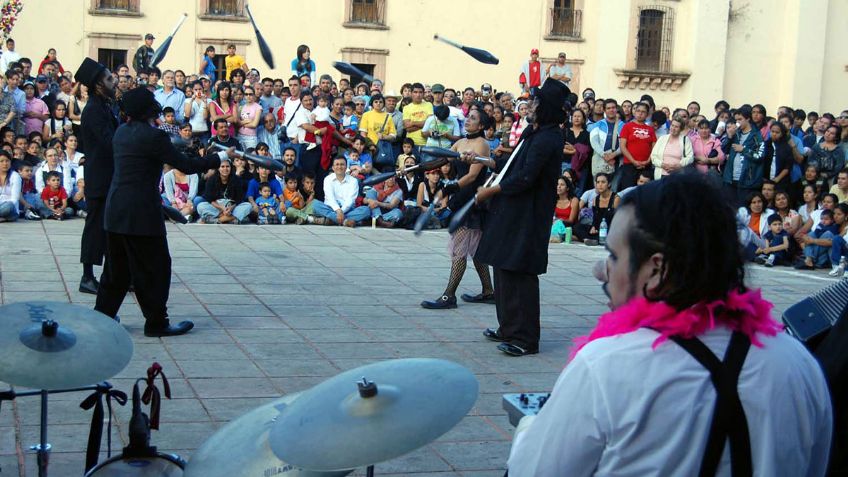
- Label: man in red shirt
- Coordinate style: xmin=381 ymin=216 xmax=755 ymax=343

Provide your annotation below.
xmin=519 ymin=49 xmax=544 ymax=95
xmin=618 ymin=102 xmax=656 ymax=190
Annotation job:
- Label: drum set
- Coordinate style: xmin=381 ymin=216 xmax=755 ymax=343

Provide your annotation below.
xmin=0 ymin=301 xmax=481 ymax=476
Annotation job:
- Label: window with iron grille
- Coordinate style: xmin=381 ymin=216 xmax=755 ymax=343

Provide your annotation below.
xmin=95 ymin=0 xmax=139 ymax=11
xmin=349 ymin=0 xmax=386 ymax=25
xmin=98 ymin=48 xmax=127 ymax=72
xmin=636 ymin=6 xmax=674 ymax=72
xmin=549 ymin=0 xmax=582 ymax=38
xmin=207 ymin=0 xmax=243 ymax=16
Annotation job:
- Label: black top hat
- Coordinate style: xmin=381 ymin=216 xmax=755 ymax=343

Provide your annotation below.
xmin=536 ymin=78 xmax=571 ymax=109
xmin=75 ymin=57 xmax=107 ymax=89
xmin=120 ymin=86 xmax=161 ymax=119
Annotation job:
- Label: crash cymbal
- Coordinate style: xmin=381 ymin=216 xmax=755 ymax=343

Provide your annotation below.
xmin=0 ymin=302 xmax=133 ymax=390
xmin=185 ymin=392 xmax=351 ymax=477
xmin=270 ymin=358 xmax=478 ymax=471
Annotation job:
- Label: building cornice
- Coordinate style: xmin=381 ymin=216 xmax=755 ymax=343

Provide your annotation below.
xmin=613 ymin=69 xmax=690 ymax=91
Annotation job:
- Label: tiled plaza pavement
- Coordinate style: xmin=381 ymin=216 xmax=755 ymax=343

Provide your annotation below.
xmin=0 ymin=220 xmax=836 ymax=476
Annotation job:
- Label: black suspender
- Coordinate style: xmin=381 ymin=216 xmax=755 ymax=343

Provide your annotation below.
xmin=668 ymin=331 xmax=753 ymax=477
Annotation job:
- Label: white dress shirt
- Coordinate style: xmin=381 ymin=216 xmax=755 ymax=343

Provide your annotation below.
xmin=322 ymin=174 xmax=359 ymax=213
xmin=508 ymin=326 xmax=832 ymax=477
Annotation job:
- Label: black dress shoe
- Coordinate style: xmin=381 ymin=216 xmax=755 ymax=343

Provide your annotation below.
xmin=79 ymin=275 xmax=99 ymax=295
xmin=144 ymin=320 xmax=194 ymax=337
xmin=461 ymin=293 xmax=496 ymax=304
xmin=483 ymin=328 xmax=506 ymax=342
xmin=420 ymin=295 xmax=458 ymax=309
xmin=498 ymin=342 xmax=539 ymax=356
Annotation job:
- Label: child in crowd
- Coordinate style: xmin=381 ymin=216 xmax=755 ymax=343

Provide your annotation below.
xmin=255 ymin=182 xmax=280 ymax=225
xmin=24 ymin=141 xmax=41 ymax=167
xmin=345 ymin=136 xmax=372 ymax=176
xmin=158 ymin=107 xmax=180 ymax=136
xmin=16 ymin=162 xmax=41 ymax=220
xmin=282 ymin=173 xmax=313 ymax=224
xmin=396 ymin=137 xmax=415 ymax=171
xmin=71 ymin=174 xmax=87 ymax=218
xmin=795 ymin=209 xmax=839 ymax=269
xmin=39 ymin=171 xmax=71 ymax=220
xmin=484 ymin=123 xmax=500 ymax=156
xmin=755 ymin=214 xmax=790 ymax=267
xmin=417 ymin=167 xmax=449 ymax=229
xmin=346 ymin=150 xmax=364 ymax=179
xmin=341 ymin=101 xmax=359 ymax=141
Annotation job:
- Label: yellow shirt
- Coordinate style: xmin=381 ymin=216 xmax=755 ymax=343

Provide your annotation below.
xmin=359 ymin=110 xmax=396 ymax=145
xmin=402 ymin=101 xmax=434 ymax=146
xmin=830 ymin=184 xmax=848 ymax=204
xmin=225 ymin=54 xmax=246 ymax=82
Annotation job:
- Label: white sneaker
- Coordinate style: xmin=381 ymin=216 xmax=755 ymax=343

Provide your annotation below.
xmin=25 ymin=210 xmax=41 ymax=220
xmin=76 ymin=209 xmax=88 ymax=218
xmin=764 ymin=254 xmax=776 ymax=268
xmin=830 ymin=258 xmax=847 ymax=277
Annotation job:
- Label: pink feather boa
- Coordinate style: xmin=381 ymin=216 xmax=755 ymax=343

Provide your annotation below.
xmin=569 ymin=289 xmax=783 ymax=361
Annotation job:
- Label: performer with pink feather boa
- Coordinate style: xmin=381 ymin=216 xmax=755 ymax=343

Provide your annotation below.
xmin=507 ymin=173 xmax=833 ymax=477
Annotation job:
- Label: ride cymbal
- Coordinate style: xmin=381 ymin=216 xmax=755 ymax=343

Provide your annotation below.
xmin=0 ymin=302 xmax=133 ymax=390
xmin=270 ymin=358 xmax=478 ymax=471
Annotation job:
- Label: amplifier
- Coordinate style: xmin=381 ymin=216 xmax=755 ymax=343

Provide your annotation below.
xmin=502 ymin=393 xmax=551 ymax=427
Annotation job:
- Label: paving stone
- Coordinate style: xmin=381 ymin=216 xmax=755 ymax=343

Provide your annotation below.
xmin=0 ymin=221 xmax=832 ymax=475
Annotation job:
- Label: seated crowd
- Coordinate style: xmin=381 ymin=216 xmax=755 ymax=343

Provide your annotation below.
xmin=0 ymin=41 xmax=846 ymax=277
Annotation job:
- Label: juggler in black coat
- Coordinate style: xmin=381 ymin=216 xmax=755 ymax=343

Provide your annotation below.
xmin=475 ymin=123 xmax=565 ymax=351
xmin=95 ymin=121 xmax=221 ymax=326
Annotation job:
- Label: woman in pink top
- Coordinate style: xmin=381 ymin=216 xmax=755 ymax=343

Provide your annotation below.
xmin=650 ymin=117 xmax=694 ymax=179
xmin=209 ymin=82 xmax=237 ymax=137
xmin=508 ymin=101 xmax=530 ymax=148
xmin=236 ymin=85 xmax=262 ymax=149
xmin=691 ymin=118 xmax=725 ymax=174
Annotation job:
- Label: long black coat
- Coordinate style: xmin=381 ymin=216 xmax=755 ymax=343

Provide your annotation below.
xmin=105 ymin=121 xmax=220 ymax=237
xmin=79 ymin=95 xmax=118 ymax=199
xmin=475 ymin=124 xmax=565 ymax=275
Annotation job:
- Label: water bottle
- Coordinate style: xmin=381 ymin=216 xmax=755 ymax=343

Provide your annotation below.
xmin=599 ymin=218 xmax=608 ymax=245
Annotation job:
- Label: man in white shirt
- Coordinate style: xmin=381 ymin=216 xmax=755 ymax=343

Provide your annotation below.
xmin=508 ymin=174 xmax=832 ymax=476
xmin=310 ymin=156 xmax=371 ymax=227
xmin=283 ymin=75 xmax=302 ymax=141
xmin=153 ymin=70 xmax=186 ymax=122
xmin=0 ymin=38 xmax=21 ymax=73
xmin=546 ymin=52 xmax=573 ymax=86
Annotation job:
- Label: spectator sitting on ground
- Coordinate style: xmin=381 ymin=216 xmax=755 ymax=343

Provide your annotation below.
xmin=550 ymin=176 xmax=579 ymax=243
xmin=417 ymin=167 xmax=449 ymax=228
xmin=363 ymin=174 xmax=404 ymax=228
xmin=398 ymin=155 xmax=421 ymax=207
xmin=737 ymin=192 xmax=774 ymax=248
xmin=617 ymin=170 xmax=653 ymax=199
xmin=15 ymin=161 xmax=41 ymax=220
xmin=34 ymin=147 xmax=72 ymax=193
xmin=246 ymin=164 xmax=283 ymax=220
xmin=346 ymin=149 xmax=365 ymax=180
xmin=311 ymin=156 xmax=371 ymax=227
xmin=197 ymin=159 xmax=251 ymax=224
xmin=283 ymin=172 xmax=321 ymax=224
xmin=163 ymin=166 xmax=198 ymax=222
xmin=0 ymin=151 xmax=19 ymax=222
xmin=39 ymin=170 xmax=72 ymax=220
xmin=257 ymin=113 xmax=282 ymax=159
xmin=70 ymin=174 xmax=86 ymax=218
xmin=158 ymin=107 xmax=180 ymax=136
xmin=830 ymin=167 xmax=848 ymax=203
xmin=754 ymin=213 xmax=790 ymax=267
xmin=761 ymin=179 xmax=777 ymax=209
xmin=574 ymin=172 xmax=618 ymax=245
xmin=797 ymin=193 xmax=839 ymax=239
xmin=277 ymin=146 xmax=301 ymax=183
xmin=796 ymin=208 xmax=839 ymax=270
xmin=396 ymin=137 xmax=416 ymax=171
xmin=255 ymin=182 xmax=280 ymax=225
xmin=344 ymin=135 xmax=373 ymax=177
xmin=773 ymin=190 xmax=802 ymax=238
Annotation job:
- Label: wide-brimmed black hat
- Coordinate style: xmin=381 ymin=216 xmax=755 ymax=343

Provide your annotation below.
xmin=75 ymin=57 xmax=107 ymax=89
xmin=120 ymin=86 xmax=161 ymax=119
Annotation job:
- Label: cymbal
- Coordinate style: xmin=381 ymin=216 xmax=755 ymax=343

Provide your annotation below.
xmin=270 ymin=358 xmax=478 ymax=471
xmin=185 ymin=392 xmax=352 ymax=477
xmin=0 ymin=301 xmax=133 ymax=389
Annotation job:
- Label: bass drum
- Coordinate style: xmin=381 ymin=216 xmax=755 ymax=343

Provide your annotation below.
xmin=85 ymin=452 xmax=185 ymax=476
xmin=184 ymin=392 xmax=351 ymax=477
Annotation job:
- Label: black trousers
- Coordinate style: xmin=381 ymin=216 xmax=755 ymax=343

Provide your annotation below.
xmin=493 ymin=267 xmax=540 ymax=350
xmin=95 ymin=232 xmax=171 ymax=327
xmin=299 ymin=146 xmax=325 ymax=200
xmin=616 ymin=163 xmax=653 ymax=191
xmin=80 ymin=197 xmax=107 ymax=266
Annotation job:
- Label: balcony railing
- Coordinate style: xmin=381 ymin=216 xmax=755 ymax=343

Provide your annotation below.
xmin=207 ymin=0 xmax=244 ymax=16
xmin=549 ymin=8 xmax=582 ymax=39
xmin=348 ymin=0 xmax=386 ymax=26
xmin=95 ymin=0 xmax=139 ymax=12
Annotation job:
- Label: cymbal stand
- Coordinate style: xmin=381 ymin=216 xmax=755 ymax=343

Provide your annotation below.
xmin=0 ymin=382 xmax=113 ymax=477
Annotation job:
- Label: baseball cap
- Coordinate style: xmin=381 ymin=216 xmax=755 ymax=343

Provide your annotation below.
xmin=530 ymin=48 xmax=539 ymax=55
xmin=35 ymin=75 xmax=48 ymax=82
xmin=22 ymin=81 xmax=34 ymax=88
xmin=198 ymin=74 xmax=210 ymax=81
xmin=480 ymin=83 xmax=492 ymax=93
xmin=431 ymin=83 xmax=445 ymax=93
xmin=558 ymin=52 xmax=567 ymax=58
xmin=145 ymin=33 xmax=155 ymax=40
